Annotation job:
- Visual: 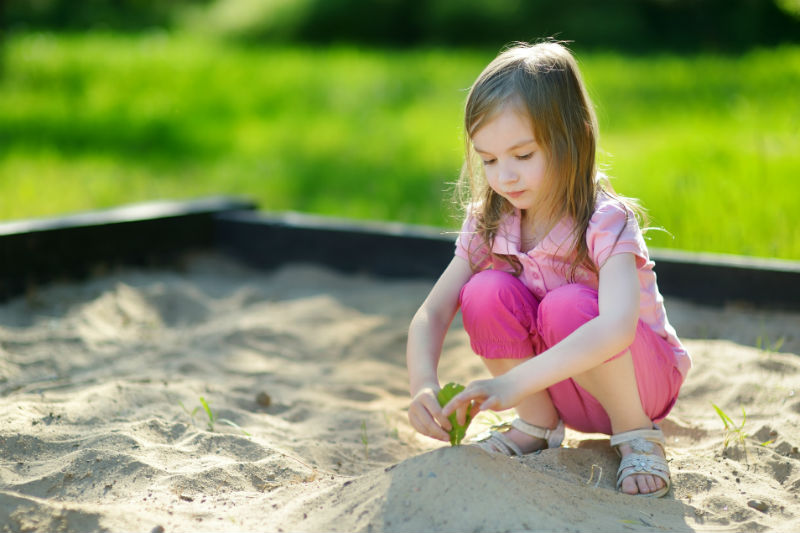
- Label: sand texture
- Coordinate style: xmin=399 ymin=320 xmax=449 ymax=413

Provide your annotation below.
xmin=1 ymin=254 xmax=799 ymax=532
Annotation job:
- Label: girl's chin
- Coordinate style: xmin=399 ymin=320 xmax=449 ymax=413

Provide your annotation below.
xmin=505 ymin=197 xmax=533 ymax=209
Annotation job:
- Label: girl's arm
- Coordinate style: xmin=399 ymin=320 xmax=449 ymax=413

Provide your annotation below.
xmin=443 ymin=252 xmax=640 ymax=420
xmin=407 ymin=255 xmax=474 ymax=441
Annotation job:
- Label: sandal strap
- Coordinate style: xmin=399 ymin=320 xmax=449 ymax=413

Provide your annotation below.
xmin=472 ymin=418 xmax=565 ymax=455
xmin=610 ymin=426 xmax=665 ymax=450
xmin=511 ymin=418 xmax=565 ymax=449
xmin=476 ymin=430 xmax=525 ymax=456
xmin=616 ymin=452 xmax=671 ymax=491
xmin=612 ymin=425 xmax=671 ymax=497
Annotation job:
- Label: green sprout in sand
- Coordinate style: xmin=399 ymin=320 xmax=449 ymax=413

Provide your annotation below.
xmin=180 ymin=396 xmax=250 ymax=436
xmin=437 ymin=382 xmax=473 ymax=446
xmin=711 ymin=402 xmax=747 ymax=449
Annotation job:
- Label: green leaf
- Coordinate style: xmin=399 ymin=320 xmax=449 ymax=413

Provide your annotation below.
xmin=437 ymin=382 xmax=473 ymax=446
xmin=218 ymin=418 xmax=251 ymax=436
xmin=199 ymin=396 xmax=216 ymax=430
xmin=711 ymin=402 xmax=733 ymax=429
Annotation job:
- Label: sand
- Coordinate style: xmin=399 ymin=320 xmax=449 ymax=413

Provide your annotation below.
xmin=1 ymin=253 xmax=798 ymax=532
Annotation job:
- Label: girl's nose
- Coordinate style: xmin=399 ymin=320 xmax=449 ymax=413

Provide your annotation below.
xmin=498 ymin=162 xmax=518 ymax=184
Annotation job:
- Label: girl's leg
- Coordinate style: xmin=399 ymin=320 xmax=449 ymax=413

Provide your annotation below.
xmin=576 ymin=354 xmax=668 ymax=495
xmin=460 ymin=270 xmax=559 ymax=453
xmin=538 ymin=284 xmax=683 ymax=495
xmin=572 ymin=351 xmax=664 ymax=495
xmin=483 ymin=358 xmax=560 ymax=452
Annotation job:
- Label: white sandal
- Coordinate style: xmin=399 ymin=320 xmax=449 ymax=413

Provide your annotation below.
xmin=610 ymin=426 xmax=671 ymax=498
xmin=472 ymin=418 xmax=564 ymax=456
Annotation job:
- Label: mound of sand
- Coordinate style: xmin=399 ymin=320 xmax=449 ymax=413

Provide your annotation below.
xmin=1 ymin=254 xmax=798 ymax=532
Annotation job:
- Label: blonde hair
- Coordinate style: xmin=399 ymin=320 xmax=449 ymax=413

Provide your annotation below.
xmin=456 ymin=40 xmax=646 ymax=279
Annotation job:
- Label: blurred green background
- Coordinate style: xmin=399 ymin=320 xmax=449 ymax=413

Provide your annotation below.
xmin=1 ymin=0 xmax=799 ymax=259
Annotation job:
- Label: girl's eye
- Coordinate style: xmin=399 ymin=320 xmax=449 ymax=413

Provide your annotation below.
xmin=482 ymin=159 xmax=496 ymax=166
xmin=516 ymin=152 xmax=533 ymax=160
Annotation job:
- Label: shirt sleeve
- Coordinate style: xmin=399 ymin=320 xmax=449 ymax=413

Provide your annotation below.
xmin=454 ymin=206 xmax=492 ymax=270
xmin=587 ymin=197 xmax=649 ymax=269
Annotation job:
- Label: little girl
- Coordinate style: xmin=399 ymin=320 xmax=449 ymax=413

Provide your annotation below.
xmin=406 ymin=41 xmax=690 ymax=498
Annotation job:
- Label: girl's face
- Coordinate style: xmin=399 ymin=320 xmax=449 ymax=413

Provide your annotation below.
xmin=471 ymin=106 xmax=549 ymax=212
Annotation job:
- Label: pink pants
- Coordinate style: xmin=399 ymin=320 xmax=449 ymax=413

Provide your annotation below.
xmin=459 ymin=270 xmax=684 ymax=435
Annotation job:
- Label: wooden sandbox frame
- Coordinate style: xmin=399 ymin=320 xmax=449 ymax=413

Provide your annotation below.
xmin=1 ymin=197 xmax=798 ymax=311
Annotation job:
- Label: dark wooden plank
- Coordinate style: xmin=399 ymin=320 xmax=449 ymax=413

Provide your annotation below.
xmin=2 ymin=201 xmax=797 ymax=310
xmin=0 ymin=197 xmax=256 ymax=300
xmin=215 ymin=210 xmax=800 ymax=310
xmin=214 ymin=210 xmax=454 ymax=279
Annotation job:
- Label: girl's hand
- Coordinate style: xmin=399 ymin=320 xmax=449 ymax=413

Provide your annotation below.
xmin=442 ymin=374 xmax=526 ymax=421
xmin=408 ymin=385 xmax=452 ymax=442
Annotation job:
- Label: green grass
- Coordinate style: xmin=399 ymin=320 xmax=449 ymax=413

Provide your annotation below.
xmin=711 ymin=402 xmax=748 ymax=450
xmin=583 ymin=51 xmax=800 ymax=259
xmin=179 ymin=396 xmax=250 ymax=435
xmin=1 ymin=32 xmax=798 ymax=259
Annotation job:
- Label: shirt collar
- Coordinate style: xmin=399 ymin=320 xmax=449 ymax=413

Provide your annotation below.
xmin=491 ymin=209 xmax=574 ymax=256
xmin=491 ymin=209 xmax=522 ymax=255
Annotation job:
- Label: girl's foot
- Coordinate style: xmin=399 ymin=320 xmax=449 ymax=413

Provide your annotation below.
xmin=481 ymin=427 xmax=548 ymax=454
xmin=616 ymin=441 xmax=667 ymax=495
xmin=610 ymin=427 xmax=671 ymax=497
xmin=474 ymin=418 xmax=564 ymax=456
xmin=507 ymin=424 xmax=667 ymax=495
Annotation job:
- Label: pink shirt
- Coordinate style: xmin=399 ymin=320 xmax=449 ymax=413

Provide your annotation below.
xmin=455 ymin=193 xmax=691 ymax=377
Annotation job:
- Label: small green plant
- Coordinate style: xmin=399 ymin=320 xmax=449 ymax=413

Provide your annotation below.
xmin=360 ymin=420 xmax=369 ymax=459
xmin=756 ymin=335 xmax=785 ymax=353
xmin=437 ymin=382 xmax=473 ymax=446
xmin=180 ymin=396 xmax=250 ymax=436
xmin=383 ymin=412 xmax=399 ymax=440
xmin=711 ymin=402 xmax=747 ymax=448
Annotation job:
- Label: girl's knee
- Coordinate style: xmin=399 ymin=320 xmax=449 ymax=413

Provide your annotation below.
xmin=459 ymin=270 xmax=544 ymax=357
xmin=538 ymin=284 xmax=599 ymax=345
xmin=460 ymin=270 xmax=532 ymax=318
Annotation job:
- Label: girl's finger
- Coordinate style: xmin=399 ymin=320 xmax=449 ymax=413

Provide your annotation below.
xmin=423 ymin=395 xmax=452 ymax=431
xmin=479 ymin=395 xmax=500 ymax=412
xmin=424 ymin=397 xmax=453 ymax=434
xmin=411 ymin=390 xmax=452 ymax=432
xmin=426 ymin=423 xmax=450 ymax=442
xmin=440 ymin=398 xmax=457 ymax=417
xmin=410 ymin=409 xmax=449 ymax=442
xmin=455 ymin=404 xmax=468 ymax=426
xmin=467 ymin=400 xmax=483 ymax=418
xmin=441 ymin=396 xmax=465 ymax=417
xmin=443 ymin=388 xmax=485 ymax=417
xmin=433 ymin=411 xmax=452 ymax=432
xmin=427 ymin=417 xmax=451 ymax=442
